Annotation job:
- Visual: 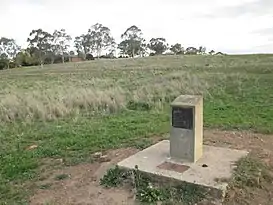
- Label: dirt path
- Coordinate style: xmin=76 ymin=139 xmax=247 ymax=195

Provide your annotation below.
xmin=30 ymin=130 xmax=273 ymax=205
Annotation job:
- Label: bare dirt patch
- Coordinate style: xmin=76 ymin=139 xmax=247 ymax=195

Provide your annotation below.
xmin=30 ymin=148 xmax=138 ymax=205
xmin=30 ymin=130 xmax=273 ymax=205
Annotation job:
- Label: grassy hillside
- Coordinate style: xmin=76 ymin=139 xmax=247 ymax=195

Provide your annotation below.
xmin=0 ymin=55 xmax=273 ymax=203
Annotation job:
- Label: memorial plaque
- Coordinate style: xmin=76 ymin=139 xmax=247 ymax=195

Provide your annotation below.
xmin=172 ymin=107 xmax=193 ymax=129
xmin=157 ymin=162 xmax=190 ymax=173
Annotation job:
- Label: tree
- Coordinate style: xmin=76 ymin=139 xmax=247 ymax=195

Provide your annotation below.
xmin=139 ymin=40 xmax=148 ymax=57
xmin=117 ymin=40 xmax=130 ymax=57
xmin=86 ymin=53 xmax=95 ymax=60
xmin=0 ymin=37 xmax=20 ymax=68
xmin=87 ymin=23 xmax=115 ymax=58
xmin=170 ymin=43 xmax=184 ymax=55
xmin=26 ymin=46 xmax=40 ymax=64
xmin=69 ymin=51 xmax=75 ymax=56
xmin=118 ymin=25 xmax=145 ymax=57
xmin=148 ymin=38 xmax=168 ymax=55
xmin=108 ymin=43 xmax=117 ymax=58
xmin=0 ymin=53 xmax=9 ymax=70
xmin=52 ymin=29 xmax=72 ymax=63
xmin=15 ymin=49 xmax=39 ymax=67
xmin=185 ymin=47 xmax=198 ymax=55
xmin=209 ymin=50 xmax=215 ymax=55
xmin=27 ymin=29 xmax=53 ymax=67
xmin=198 ymin=46 xmax=206 ymax=55
xmin=74 ymin=34 xmax=90 ymax=59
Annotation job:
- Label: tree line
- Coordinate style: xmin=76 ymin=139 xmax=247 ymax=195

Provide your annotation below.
xmin=0 ymin=23 xmax=219 ymax=70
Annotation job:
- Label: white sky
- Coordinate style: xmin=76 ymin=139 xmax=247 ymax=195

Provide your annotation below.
xmin=1 ymin=0 xmax=273 ymax=54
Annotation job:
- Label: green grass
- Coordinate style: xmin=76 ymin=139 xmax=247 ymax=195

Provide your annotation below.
xmin=204 ymin=76 xmax=273 ymax=133
xmin=0 ymin=55 xmax=273 ymax=204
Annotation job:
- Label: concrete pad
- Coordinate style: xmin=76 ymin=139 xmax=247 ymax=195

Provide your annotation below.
xmin=118 ymin=140 xmax=248 ymax=199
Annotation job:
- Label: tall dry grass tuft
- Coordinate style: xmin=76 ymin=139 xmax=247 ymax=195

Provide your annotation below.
xmin=0 ymin=87 xmax=128 ymax=122
xmin=0 ymin=72 xmax=216 ymax=123
xmin=0 ymin=56 xmax=248 ymax=123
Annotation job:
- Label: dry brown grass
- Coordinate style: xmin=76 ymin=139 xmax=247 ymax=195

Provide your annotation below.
xmin=0 ymin=55 xmax=252 ymax=123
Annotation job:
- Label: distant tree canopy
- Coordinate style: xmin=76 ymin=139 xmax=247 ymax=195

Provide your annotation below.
xmin=0 ymin=37 xmax=20 ymax=69
xmin=87 ymin=23 xmax=115 ymax=58
xmin=185 ymin=47 xmax=198 ymax=55
xmin=0 ymin=37 xmax=20 ymax=59
xmin=74 ymin=34 xmax=90 ymax=59
xmin=170 ymin=43 xmax=184 ymax=55
xmin=27 ymin=29 xmax=52 ymax=67
xmin=118 ymin=25 xmax=146 ymax=57
xmin=15 ymin=50 xmax=39 ymax=67
xmin=51 ymin=29 xmax=72 ymax=63
xmin=74 ymin=23 xmax=115 ymax=59
xmin=198 ymin=46 xmax=206 ymax=55
xmin=86 ymin=53 xmax=95 ymax=60
xmin=0 ymin=24 xmax=222 ymax=69
xmin=209 ymin=50 xmax=215 ymax=55
xmin=148 ymin=38 xmax=168 ymax=55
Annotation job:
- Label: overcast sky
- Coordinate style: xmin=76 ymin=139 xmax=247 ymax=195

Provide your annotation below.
xmin=1 ymin=0 xmax=273 ymax=54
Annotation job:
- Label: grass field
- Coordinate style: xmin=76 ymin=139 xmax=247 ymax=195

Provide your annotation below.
xmin=0 ymin=55 xmax=273 ymax=204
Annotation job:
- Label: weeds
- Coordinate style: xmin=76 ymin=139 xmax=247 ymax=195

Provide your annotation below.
xmin=231 ymin=156 xmax=273 ymax=189
xmin=39 ymin=183 xmax=52 ymax=190
xmin=126 ymin=101 xmax=152 ymax=111
xmin=100 ymin=165 xmax=130 ymax=187
xmin=54 ymin=174 xmax=69 ymax=181
xmin=100 ymin=165 xmax=206 ymax=204
xmin=101 ymin=157 xmax=273 ymax=204
xmin=224 ymin=156 xmax=273 ymax=204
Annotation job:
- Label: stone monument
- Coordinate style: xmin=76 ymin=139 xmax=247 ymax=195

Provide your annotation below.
xmin=117 ymin=94 xmax=249 ymax=201
xmin=170 ymin=95 xmax=203 ymax=163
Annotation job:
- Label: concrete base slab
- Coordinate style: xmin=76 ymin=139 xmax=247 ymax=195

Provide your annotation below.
xmin=118 ymin=140 xmax=248 ymax=200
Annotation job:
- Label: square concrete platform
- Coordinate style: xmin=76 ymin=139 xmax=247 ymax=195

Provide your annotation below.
xmin=118 ymin=140 xmax=248 ymax=199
